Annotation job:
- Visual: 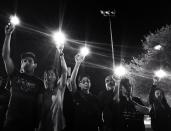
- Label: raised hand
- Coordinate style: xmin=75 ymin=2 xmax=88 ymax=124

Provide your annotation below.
xmin=75 ymin=53 xmax=84 ymax=64
xmin=58 ymin=44 xmax=64 ymax=54
xmin=5 ymin=23 xmax=15 ymax=35
xmin=153 ymin=76 xmax=160 ymax=85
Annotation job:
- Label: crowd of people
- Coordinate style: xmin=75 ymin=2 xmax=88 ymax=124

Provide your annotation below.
xmin=0 ymin=23 xmax=171 ymax=131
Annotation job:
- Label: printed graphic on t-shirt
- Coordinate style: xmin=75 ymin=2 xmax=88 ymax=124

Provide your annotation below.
xmin=16 ymin=77 xmax=36 ymax=92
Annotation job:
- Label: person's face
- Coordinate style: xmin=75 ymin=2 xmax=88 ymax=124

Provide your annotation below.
xmin=153 ymin=76 xmax=160 ymax=85
xmin=121 ymin=86 xmax=128 ymax=97
xmin=105 ymin=76 xmax=115 ymax=90
xmin=121 ymin=80 xmax=131 ymax=97
xmin=155 ymin=90 xmax=162 ymax=99
xmin=21 ymin=57 xmax=37 ymax=73
xmin=46 ymin=70 xmax=57 ymax=82
xmin=79 ymin=77 xmax=91 ymax=91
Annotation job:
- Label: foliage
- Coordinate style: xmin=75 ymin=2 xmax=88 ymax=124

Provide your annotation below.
xmin=123 ymin=25 xmax=171 ymax=105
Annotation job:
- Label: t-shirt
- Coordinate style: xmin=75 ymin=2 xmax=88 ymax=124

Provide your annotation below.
xmin=63 ymin=87 xmax=74 ymax=131
xmin=72 ymin=90 xmax=102 ymax=131
xmin=98 ymin=90 xmax=119 ymax=129
xmin=39 ymin=84 xmax=66 ymax=131
xmin=4 ymin=69 xmax=44 ymax=131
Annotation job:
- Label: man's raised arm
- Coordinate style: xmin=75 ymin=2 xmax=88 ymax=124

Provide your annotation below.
xmin=2 ymin=24 xmax=15 ymax=75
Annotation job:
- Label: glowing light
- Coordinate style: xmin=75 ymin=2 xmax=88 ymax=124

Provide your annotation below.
xmin=154 ymin=45 xmax=162 ymax=50
xmin=154 ymin=69 xmax=167 ymax=78
xmin=80 ymin=47 xmax=90 ymax=57
xmin=10 ymin=15 xmax=20 ymax=26
xmin=114 ymin=65 xmax=127 ymax=77
xmin=52 ymin=31 xmax=66 ymax=46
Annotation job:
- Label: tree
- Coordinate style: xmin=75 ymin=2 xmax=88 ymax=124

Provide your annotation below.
xmin=123 ymin=25 xmax=171 ymax=105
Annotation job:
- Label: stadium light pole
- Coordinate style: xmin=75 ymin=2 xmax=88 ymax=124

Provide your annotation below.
xmin=100 ymin=10 xmax=116 ymax=68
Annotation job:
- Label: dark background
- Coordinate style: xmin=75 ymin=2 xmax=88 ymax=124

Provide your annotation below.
xmin=0 ymin=0 xmax=171 ymax=95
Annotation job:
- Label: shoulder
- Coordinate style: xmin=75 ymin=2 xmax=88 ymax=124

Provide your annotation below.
xmin=9 ymin=68 xmax=20 ymax=78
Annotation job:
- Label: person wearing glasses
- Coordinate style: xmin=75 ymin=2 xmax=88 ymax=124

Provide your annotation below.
xmin=68 ymin=53 xmax=103 ymax=131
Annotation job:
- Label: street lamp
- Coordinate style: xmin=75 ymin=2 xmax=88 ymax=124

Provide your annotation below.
xmin=100 ymin=9 xmax=116 ymax=68
xmin=10 ymin=15 xmax=20 ymax=26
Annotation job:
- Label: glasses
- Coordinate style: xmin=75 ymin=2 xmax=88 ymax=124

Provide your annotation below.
xmin=22 ymin=58 xmax=34 ymax=63
xmin=105 ymin=79 xmax=110 ymax=83
xmin=105 ymin=79 xmax=115 ymax=83
xmin=80 ymin=79 xmax=90 ymax=84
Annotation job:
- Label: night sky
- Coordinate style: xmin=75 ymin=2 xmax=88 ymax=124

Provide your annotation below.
xmin=0 ymin=0 xmax=171 ymax=94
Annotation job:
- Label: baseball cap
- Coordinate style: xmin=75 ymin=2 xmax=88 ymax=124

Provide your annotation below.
xmin=21 ymin=52 xmax=36 ymax=61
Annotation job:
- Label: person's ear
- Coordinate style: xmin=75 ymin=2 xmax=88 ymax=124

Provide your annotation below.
xmin=78 ymin=82 xmax=81 ymax=87
xmin=21 ymin=60 xmax=23 ymax=65
xmin=33 ymin=63 xmax=37 ymax=69
xmin=44 ymin=72 xmax=47 ymax=81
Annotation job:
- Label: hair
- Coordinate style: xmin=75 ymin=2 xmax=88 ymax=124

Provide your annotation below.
xmin=78 ymin=74 xmax=91 ymax=83
xmin=45 ymin=66 xmax=59 ymax=78
xmin=105 ymin=75 xmax=117 ymax=82
xmin=150 ymin=88 xmax=167 ymax=104
xmin=149 ymin=87 xmax=170 ymax=111
xmin=119 ymin=78 xmax=133 ymax=97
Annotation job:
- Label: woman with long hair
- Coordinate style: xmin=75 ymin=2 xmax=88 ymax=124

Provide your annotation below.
xmin=118 ymin=78 xmax=149 ymax=131
xmin=149 ymin=76 xmax=171 ymax=131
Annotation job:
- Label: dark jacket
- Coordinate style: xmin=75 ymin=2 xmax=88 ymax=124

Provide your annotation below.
xmin=149 ymin=85 xmax=171 ymax=131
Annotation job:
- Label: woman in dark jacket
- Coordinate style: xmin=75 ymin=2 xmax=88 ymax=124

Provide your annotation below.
xmin=149 ymin=76 xmax=171 ymax=131
xmin=118 ymin=78 xmax=149 ymax=131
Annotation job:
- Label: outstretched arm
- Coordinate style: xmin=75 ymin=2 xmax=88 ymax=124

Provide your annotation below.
xmin=58 ymin=53 xmax=67 ymax=91
xmin=2 ymin=24 xmax=15 ymax=75
xmin=70 ymin=54 xmax=84 ymax=93
xmin=57 ymin=45 xmax=67 ymax=92
xmin=134 ymin=102 xmax=150 ymax=114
